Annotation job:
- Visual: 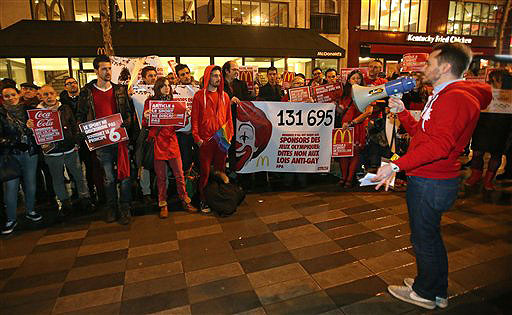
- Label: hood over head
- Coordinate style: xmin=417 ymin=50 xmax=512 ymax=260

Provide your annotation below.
xmin=202 ymin=65 xmax=225 ymax=97
xmin=440 ymin=81 xmax=493 ymax=111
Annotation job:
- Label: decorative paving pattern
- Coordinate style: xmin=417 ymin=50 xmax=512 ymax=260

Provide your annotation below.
xmin=0 ymin=182 xmax=511 ymax=314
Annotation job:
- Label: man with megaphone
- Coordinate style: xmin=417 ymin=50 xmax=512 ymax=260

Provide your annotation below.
xmin=372 ymin=43 xmax=492 ymax=310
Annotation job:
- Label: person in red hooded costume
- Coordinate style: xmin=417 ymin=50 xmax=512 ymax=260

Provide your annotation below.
xmin=191 ymin=65 xmax=234 ymax=213
xmin=143 ymin=77 xmax=197 ymax=219
xmin=373 ymin=43 xmax=492 ymax=310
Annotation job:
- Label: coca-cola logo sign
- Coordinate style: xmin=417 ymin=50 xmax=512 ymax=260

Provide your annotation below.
xmin=27 ymin=109 xmax=64 ymax=145
xmin=34 ymin=111 xmax=52 ymax=120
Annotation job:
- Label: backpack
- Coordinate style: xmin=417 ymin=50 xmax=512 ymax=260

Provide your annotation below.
xmin=205 ymin=172 xmax=246 ymax=217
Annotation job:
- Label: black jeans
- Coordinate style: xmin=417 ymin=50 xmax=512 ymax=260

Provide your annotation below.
xmin=407 ymin=176 xmax=459 ymax=301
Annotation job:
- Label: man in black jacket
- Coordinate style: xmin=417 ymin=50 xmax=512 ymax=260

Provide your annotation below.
xmin=258 ymin=66 xmax=283 ymax=101
xmin=28 ymin=85 xmax=91 ymax=219
xmin=59 ymin=77 xmax=80 ymax=115
xmin=222 ymin=60 xmax=251 ymax=176
xmin=77 ymin=55 xmax=133 ymax=225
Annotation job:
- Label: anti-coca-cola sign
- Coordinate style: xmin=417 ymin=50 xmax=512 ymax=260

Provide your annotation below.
xmin=27 ymin=109 xmax=64 ymax=145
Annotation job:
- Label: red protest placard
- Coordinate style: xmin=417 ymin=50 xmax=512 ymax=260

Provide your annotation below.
xmin=288 ymin=86 xmax=312 ymax=102
xmin=402 ymin=53 xmax=429 ymax=72
xmin=79 ymin=113 xmax=129 ymax=151
xmin=312 ymin=83 xmax=343 ymax=103
xmin=332 ymin=128 xmax=354 ymax=157
xmin=149 ymin=100 xmax=187 ymax=127
xmin=27 ymin=109 xmax=64 ymax=145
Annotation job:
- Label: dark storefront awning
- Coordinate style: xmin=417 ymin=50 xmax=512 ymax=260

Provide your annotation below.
xmin=0 ymin=20 xmax=345 ymax=59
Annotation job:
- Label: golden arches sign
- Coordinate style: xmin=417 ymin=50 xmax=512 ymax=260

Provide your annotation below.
xmin=333 ymin=128 xmax=352 ymax=144
xmin=256 ymin=155 xmax=269 ymax=167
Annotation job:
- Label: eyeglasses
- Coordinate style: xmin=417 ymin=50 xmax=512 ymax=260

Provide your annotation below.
xmin=65 ymin=81 xmax=78 ymax=86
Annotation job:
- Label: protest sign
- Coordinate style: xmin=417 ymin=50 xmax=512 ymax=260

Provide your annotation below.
xmin=149 ymin=101 xmax=187 ymax=126
xmin=288 ymin=86 xmax=312 ymax=102
xmin=332 ymin=128 xmax=354 ymax=157
xmin=235 ymin=101 xmax=335 ymax=173
xmin=402 ymin=53 xmax=428 ymax=72
xmin=312 ymin=83 xmax=343 ymax=103
xmin=239 ymin=66 xmax=258 ymax=91
xmin=79 ymin=113 xmax=129 ymax=151
xmin=27 ymin=109 xmax=64 ymax=145
xmin=173 ymin=84 xmax=199 ymax=133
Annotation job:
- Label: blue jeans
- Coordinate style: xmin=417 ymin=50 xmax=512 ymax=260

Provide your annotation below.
xmin=407 ymin=176 xmax=459 ymax=301
xmin=96 ymin=144 xmax=132 ymax=207
xmin=44 ymin=150 xmax=90 ymax=202
xmin=3 ymin=152 xmax=38 ymax=221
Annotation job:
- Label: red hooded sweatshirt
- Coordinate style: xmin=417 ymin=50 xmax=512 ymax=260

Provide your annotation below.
xmin=191 ymin=65 xmax=234 ymax=144
xmin=394 ymin=81 xmax=492 ymax=179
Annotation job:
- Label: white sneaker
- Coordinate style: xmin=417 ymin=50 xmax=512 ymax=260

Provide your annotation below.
xmin=404 ymin=278 xmax=448 ymax=308
xmin=388 ymin=285 xmax=436 ymax=310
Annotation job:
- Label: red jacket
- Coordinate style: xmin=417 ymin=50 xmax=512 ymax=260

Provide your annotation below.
xmin=191 ymin=65 xmax=233 ymax=144
xmin=142 ymin=98 xmax=180 ymax=161
xmin=395 ymin=81 xmax=492 ymax=179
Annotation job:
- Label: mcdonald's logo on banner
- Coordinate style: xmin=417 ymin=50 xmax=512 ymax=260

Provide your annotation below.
xmin=256 ymin=155 xmax=269 ymax=167
xmin=333 ymin=128 xmax=353 ymax=145
xmin=332 ymin=128 xmax=354 ymax=157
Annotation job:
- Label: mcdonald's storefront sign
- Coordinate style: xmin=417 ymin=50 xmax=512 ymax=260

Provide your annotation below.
xmin=97 ymin=47 xmax=106 ymax=55
xmin=256 ymin=155 xmax=270 ymax=167
xmin=332 ymin=128 xmax=354 ymax=157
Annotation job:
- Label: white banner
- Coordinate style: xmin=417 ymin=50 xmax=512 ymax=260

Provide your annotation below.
xmin=111 ymin=56 xmax=166 ymax=127
xmin=235 ymin=101 xmax=335 ymax=173
xmin=172 ymin=84 xmax=199 ymax=133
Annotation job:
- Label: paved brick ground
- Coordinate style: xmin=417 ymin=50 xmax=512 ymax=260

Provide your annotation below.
xmin=0 ymin=179 xmax=511 ymax=314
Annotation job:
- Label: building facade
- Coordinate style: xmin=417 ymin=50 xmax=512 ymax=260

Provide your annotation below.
xmin=347 ymin=0 xmax=510 ymax=75
xmin=0 ymin=0 xmax=347 ymax=89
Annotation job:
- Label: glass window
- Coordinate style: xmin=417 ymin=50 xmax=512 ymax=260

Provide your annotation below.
xmin=390 ymin=0 xmax=400 ymax=31
xmin=409 ymin=0 xmax=420 ymax=32
xmin=316 ymin=59 xmax=338 ymax=74
xmin=244 ymin=57 xmax=271 ymax=68
xmin=400 ymin=0 xmax=410 ymax=32
xmin=31 ymin=58 xmax=70 ymax=92
xmin=87 ymin=0 xmax=100 ymax=21
xmin=369 ymin=0 xmax=380 ymax=30
xmin=361 ymin=0 xmax=370 ymax=30
xmin=287 ymin=58 xmax=313 ymax=78
xmin=418 ymin=0 xmax=428 ymax=32
xmin=241 ymin=1 xmax=251 ymax=25
xmin=379 ymin=0 xmax=391 ymax=31
xmin=473 ymin=3 xmax=481 ymax=23
xmin=481 ymin=4 xmax=489 ymax=22
xmin=261 ymin=2 xmax=270 ymax=26
xmin=270 ymin=2 xmax=279 ymax=26
xmin=222 ymin=0 xmax=231 ymax=24
xmin=233 ymin=0 xmax=242 ymax=24
xmin=279 ymin=3 xmax=288 ymax=27
xmin=273 ymin=58 xmax=285 ymax=74
xmin=464 ymin=2 xmax=473 ymax=22
xmin=214 ymin=57 xmax=243 ymax=67
xmin=0 ymin=59 xmax=27 ymax=85
xmin=179 ymin=57 xmax=210 ymax=83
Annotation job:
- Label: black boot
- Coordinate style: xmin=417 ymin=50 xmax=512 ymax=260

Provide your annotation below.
xmin=105 ymin=204 xmax=117 ymax=223
xmin=118 ymin=204 xmax=131 ymax=225
xmin=57 ymin=199 xmax=73 ymax=222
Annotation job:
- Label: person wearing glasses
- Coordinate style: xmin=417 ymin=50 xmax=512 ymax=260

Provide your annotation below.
xmin=60 ymin=77 xmax=80 ymax=115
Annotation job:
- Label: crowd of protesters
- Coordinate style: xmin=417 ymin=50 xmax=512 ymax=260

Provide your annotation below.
xmin=0 ymin=53 xmax=510 ymax=235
